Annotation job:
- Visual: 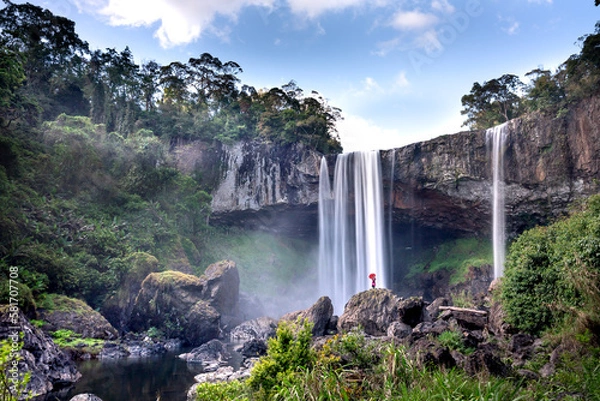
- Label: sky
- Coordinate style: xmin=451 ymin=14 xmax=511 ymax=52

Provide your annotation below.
xmin=14 ymin=0 xmax=599 ymax=152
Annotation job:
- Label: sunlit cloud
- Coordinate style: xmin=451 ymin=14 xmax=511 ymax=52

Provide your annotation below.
xmin=391 ymin=10 xmax=439 ymax=31
xmin=336 ymin=114 xmax=404 ymax=152
xmin=82 ymin=0 xmax=275 ymax=48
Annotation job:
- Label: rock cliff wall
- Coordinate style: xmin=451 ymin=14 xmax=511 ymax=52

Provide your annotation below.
xmin=173 ymin=96 xmax=600 ymax=238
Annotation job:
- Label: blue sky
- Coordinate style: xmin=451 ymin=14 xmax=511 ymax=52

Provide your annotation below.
xmin=18 ymin=0 xmax=599 ymax=151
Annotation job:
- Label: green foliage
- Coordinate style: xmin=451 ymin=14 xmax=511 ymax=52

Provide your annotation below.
xmin=195 ymin=380 xmax=249 ymax=401
xmin=461 ymin=74 xmax=524 ymax=130
xmin=247 ymin=319 xmax=315 ymax=399
xmin=0 ymin=339 xmax=32 ymax=401
xmin=437 ymin=329 xmax=475 ymax=355
xmin=49 ymin=329 xmax=104 ymax=354
xmin=502 ymin=195 xmax=600 ymax=336
xmin=407 ymin=237 xmax=492 ymax=285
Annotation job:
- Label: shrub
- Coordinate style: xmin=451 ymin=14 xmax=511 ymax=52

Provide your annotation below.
xmin=502 ymin=195 xmax=600 ymax=336
xmin=247 ymin=318 xmax=314 ymax=399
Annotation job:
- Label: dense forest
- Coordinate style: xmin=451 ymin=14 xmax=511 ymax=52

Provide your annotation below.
xmin=0 ymin=0 xmax=343 ymax=153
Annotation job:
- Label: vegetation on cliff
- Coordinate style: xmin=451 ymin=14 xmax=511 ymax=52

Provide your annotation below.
xmin=461 ymin=22 xmax=600 ymax=130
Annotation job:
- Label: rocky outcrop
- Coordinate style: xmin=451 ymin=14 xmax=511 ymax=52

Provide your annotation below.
xmin=39 ymin=295 xmax=118 ymax=340
xmin=207 ymin=141 xmax=322 ymax=235
xmin=180 ymin=96 xmax=600 ymax=239
xmin=280 ymin=296 xmax=334 ymax=337
xmin=128 ymin=260 xmax=241 ymax=345
xmin=0 ymin=306 xmax=81 ymax=397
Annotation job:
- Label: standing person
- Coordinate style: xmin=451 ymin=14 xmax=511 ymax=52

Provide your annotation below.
xmin=369 ymin=273 xmax=376 ymax=288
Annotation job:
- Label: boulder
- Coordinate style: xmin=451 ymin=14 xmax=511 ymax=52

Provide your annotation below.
xmin=0 ymin=306 xmax=81 ymax=398
xmin=230 ymin=317 xmax=278 ymax=342
xmin=280 ymin=296 xmax=333 ymax=337
xmin=184 ymin=301 xmax=221 ymax=346
xmin=337 ymin=289 xmax=401 ymax=336
xmin=39 ymin=295 xmax=118 ymax=340
xmin=203 ymin=260 xmax=239 ymax=315
xmin=178 ymin=339 xmax=230 ymax=371
xmin=387 ymin=321 xmax=412 ymax=339
xmin=129 ymin=270 xmax=205 ymax=334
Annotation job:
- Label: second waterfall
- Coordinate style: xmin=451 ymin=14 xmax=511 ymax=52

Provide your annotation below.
xmin=318 ymin=150 xmax=388 ymax=314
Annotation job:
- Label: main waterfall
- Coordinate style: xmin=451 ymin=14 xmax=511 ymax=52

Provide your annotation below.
xmin=487 ymin=123 xmax=508 ymax=279
xmin=318 ymin=151 xmax=388 ymax=314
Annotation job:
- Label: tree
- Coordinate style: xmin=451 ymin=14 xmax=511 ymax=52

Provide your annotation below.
xmin=461 ymin=74 xmax=524 ymax=130
xmin=0 ymin=0 xmax=89 ymax=120
xmin=524 ymin=68 xmax=565 ymax=112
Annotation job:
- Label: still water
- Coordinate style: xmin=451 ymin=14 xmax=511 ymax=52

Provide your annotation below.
xmin=45 ymin=351 xmax=201 ymax=401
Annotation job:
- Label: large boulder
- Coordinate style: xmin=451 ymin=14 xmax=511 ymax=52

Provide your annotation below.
xmin=129 ymin=270 xmax=206 ymax=335
xmin=0 ymin=306 xmax=81 ymax=397
xmin=337 ymin=289 xmax=402 ymax=336
xmin=280 ymin=296 xmax=334 ymax=337
xmin=128 ymin=260 xmax=242 ymax=345
xmin=184 ymin=301 xmax=221 ymax=346
xmin=39 ymin=295 xmax=118 ymax=340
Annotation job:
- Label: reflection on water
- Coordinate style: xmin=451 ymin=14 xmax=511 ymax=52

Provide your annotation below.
xmin=41 ymin=352 xmax=201 ymax=401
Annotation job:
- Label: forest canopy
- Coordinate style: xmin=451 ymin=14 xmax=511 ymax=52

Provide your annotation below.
xmin=0 ymin=0 xmax=343 ymax=154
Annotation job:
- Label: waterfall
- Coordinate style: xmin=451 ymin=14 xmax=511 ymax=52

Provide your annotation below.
xmin=318 ymin=150 xmax=387 ymax=314
xmin=487 ymin=123 xmax=508 ymax=279
xmin=387 ymin=150 xmax=396 ymax=289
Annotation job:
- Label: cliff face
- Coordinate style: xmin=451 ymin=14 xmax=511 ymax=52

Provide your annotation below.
xmin=389 ymin=95 xmax=600 ymax=236
xmin=172 ymin=96 xmax=600 ymax=238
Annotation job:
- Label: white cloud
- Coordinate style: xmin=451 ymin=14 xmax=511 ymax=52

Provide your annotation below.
xmin=286 ymin=0 xmax=367 ymax=19
xmin=391 ymin=10 xmax=439 ymax=31
xmin=336 ymin=114 xmax=404 ymax=152
xmin=90 ymin=0 xmax=275 ymax=48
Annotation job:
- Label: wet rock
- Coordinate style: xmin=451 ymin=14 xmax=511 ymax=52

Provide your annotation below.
xmin=0 ymin=306 xmax=81 ymax=398
xmin=39 ymin=295 xmax=118 ymax=340
xmin=238 ymin=338 xmax=268 ymax=358
xmin=387 ymin=321 xmax=413 ymax=339
xmin=280 ymin=296 xmax=334 ymax=337
xmin=424 ymin=297 xmax=450 ymax=322
xmin=69 ymin=394 xmax=103 ymax=401
xmin=338 ymin=289 xmax=402 ymax=336
xmin=183 ymin=301 xmax=221 ymax=346
xmin=178 ymin=339 xmax=230 ymax=371
xmin=203 ymin=260 xmax=241 ymax=329
xmin=230 ymin=316 xmax=278 ymax=342
xmin=411 ymin=339 xmax=456 ymax=370
xmin=464 ymin=343 xmax=512 ymax=377
xmin=411 ymin=320 xmax=450 ymax=339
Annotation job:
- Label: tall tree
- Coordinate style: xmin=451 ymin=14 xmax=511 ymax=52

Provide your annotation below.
xmin=461 ymin=74 xmax=523 ymax=130
xmin=0 ymin=0 xmax=89 ymax=120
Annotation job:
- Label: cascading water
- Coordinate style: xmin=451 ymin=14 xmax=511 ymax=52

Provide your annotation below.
xmin=318 ymin=150 xmax=387 ymax=314
xmin=487 ymin=123 xmax=508 ymax=279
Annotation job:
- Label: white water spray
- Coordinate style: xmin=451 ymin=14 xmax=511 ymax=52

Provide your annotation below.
xmin=487 ymin=123 xmax=508 ymax=279
xmin=318 ymin=151 xmax=387 ymax=314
